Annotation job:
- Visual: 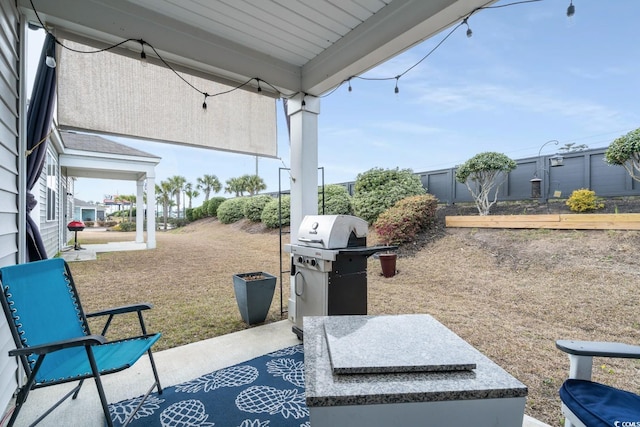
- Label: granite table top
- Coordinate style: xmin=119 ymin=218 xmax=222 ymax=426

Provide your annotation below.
xmin=304 ymin=314 xmax=528 ymax=407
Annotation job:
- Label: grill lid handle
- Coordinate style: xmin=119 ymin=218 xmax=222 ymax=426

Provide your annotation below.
xmin=298 ymin=237 xmax=323 ymax=244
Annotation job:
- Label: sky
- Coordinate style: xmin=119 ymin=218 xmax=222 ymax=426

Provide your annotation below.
xmin=27 ymin=0 xmax=640 ymax=206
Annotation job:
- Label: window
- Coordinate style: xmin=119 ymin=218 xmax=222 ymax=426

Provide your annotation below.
xmin=46 ymin=152 xmax=57 ymax=221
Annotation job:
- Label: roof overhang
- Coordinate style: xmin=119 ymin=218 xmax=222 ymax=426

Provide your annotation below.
xmin=60 ymin=150 xmax=159 ymax=181
xmin=20 ymin=0 xmax=495 ymax=97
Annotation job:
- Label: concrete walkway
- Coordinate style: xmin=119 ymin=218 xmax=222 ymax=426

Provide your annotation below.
xmin=59 ymin=241 xmax=147 ymax=262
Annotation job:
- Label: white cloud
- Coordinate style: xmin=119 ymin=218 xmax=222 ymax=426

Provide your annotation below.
xmin=414 ymin=82 xmax=630 ymax=131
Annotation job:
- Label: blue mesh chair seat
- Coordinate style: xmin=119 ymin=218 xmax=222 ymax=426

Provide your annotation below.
xmin=560 ymin=379 xmax=640 ymax=427
xmin=0 ymin=258 xmax=163 ymax=427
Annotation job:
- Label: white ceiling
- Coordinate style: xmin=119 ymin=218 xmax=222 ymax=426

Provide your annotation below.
xmin=20 ymin=0 xmax=494 ymax=96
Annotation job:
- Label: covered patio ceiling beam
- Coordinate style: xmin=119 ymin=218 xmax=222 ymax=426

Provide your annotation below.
xmin=302 ymin=0 xmax=496 ymax=95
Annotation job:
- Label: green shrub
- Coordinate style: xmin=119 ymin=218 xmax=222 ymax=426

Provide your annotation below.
xmin=261 ymin=195 xmax=291 ymax=228
xmin=200 ymin=200 xmax=211 ymax=217
xmin=118 ymin=221 xmax=136 ymax=232
xmin=83 ymin=221 xmax=94 ymax=228
xmin=169 ymin=217 xmax=189 ymax=228
xmin=207 ymin=197 xmax=226 ymax=217
xmin=319 ymin=184 xmax=352 ymax=215
xmin=566 ymin=189 xmax=604 ymax=212
xmin=217 ymin=197 xmax=248 ymax=224
xmin=244 ymin=195 xmax=274 ymax=222
xmin=373 ymin=194 xmax=438 ymax=245
xmin=352 ymin=167 xmax=425 ymax=224
xmin=185 ymin=207 xmax=205 ymax=222
xmin=185 ymin=207 xmax=196 ymax=222
xmin=193 ymin=207 xmax=205 ymax=221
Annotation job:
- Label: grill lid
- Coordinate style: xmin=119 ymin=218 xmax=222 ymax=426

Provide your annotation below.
xmin=297 ymin=215 xmax=367 ymax=249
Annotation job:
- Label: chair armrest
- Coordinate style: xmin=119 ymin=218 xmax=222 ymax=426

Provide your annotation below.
xmin=556 ymin=340 xmax=640 ymax=382
xmin=556 ymin=340 xmax=640 ymax=358
xmin=86 ymin=303 xmax=153 ymax=318
xmin=9 ymin=334 xmax=106 ymax=357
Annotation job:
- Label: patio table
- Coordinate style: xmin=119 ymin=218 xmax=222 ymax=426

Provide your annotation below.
xmin=304 ymin=314 xmax=527 ymax=427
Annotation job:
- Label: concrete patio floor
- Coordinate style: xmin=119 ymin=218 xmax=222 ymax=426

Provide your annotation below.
xmin=7 ymin=320 xmax=552 ymax=427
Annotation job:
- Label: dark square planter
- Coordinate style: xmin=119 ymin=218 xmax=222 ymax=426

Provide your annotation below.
xmin=232 ymin=272 xmax=277 ymax=325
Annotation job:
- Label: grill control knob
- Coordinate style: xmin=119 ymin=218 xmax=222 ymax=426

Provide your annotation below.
xmin=310 ymin=259 xmax=317 ymax=267
xmin=297 ymin=256 xmax=304 ymax=264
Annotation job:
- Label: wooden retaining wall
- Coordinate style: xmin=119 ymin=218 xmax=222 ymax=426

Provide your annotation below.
xmin=445 ymin=213 xmax=640 ymax=230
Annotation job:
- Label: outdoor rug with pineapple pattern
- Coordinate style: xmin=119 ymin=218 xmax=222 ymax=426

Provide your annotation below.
xmin=108 ymin=344 xmax=308 ymax=427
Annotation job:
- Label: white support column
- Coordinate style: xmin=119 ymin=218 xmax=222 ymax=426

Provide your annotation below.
xmin=136 ymin=179 xmax=145 ymax=244
xmin=287 ymin=93 xmax=320 ymax=242
xmin=146 ymin=176 xmax=156 ymax=249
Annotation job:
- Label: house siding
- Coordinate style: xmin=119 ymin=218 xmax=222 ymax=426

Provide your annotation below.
xmin=0 ymin=0 xmax=21 ymax=414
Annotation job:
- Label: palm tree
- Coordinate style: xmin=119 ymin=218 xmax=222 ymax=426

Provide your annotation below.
xmin=224 ymin=177 xmax=245 ymax=197
xmin=116 ymin=194 xmax=136 ymax=222
xmin=167 ymin=175 xmax=186 ymax=218
xmin=197 ymin=174 xmax=221 ymax=202
xmin=184 ymin=182 xmax=199 ymax=209
xmin=243 ymin=174 xmax=267 ymax=196
xmin=155 ymin=181 xmax=173 ymax=230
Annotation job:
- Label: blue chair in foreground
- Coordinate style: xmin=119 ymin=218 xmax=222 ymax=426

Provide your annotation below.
xmin=0 ymin=258 xmax=163 ymax=426
xmin=556 ymin=340 xmax=640 ymax=427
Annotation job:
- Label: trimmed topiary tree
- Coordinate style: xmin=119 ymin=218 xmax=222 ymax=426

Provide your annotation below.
xmin=319 ymin=184 xmax=353 ymax=215
xmin=605 ymin=127 xmax=640 ymax=182
xmin=217 ymin=197 xmax=248 ymax=224
xmin=244 ymin=195 xmax=274 ymax=222
xmin=352 ymin=167 xmax=425 ymax=224
xmin=261 ymin=195 xmax=291 ymax=228
xmin=455 ymin=152 xmax=517 ymax=216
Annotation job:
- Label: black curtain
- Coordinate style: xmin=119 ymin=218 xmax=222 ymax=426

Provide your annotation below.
xmin=25 ymin=34 xmax=57 ymax=261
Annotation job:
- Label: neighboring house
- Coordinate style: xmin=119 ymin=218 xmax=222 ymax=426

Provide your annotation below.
xmin=73 ymin=198 xmax=106 ymax=223
xmin=27 ymin=127 xmax=160 ymax=258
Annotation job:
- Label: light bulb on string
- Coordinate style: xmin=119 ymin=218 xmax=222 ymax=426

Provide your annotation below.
xmin=394 ymin=76 xmax=400 ymax=94
xmin=202 ymin=93 xmax=209 ymax=110
xmin=463 ymin=18 xmax=472 ymax=38
xmin=139 ymin=39 xmax=148 ymax=67
xmin=348 ymin=79 xmax=352 ymax=92
xmin=566 ymin=1 xmax=575 ymax=17
xmin=45 ymin=39 xmax=56 ymax=68
xmin=256 ymin=78 xmax=262 ymax=92
xmin=45 ymin=54 xmax=56 ymax=68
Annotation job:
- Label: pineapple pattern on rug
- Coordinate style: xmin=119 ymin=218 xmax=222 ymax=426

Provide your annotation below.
xmin=108 ymin=345 xmax=308 ymax=427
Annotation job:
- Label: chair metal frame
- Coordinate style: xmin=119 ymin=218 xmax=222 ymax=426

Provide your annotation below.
xmin=556 ymin=339 xmax=640 ymax=427
xmin=0 ymin=258 xmax=163 ymax=427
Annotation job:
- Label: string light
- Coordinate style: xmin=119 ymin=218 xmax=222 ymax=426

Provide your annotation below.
xmin=202 ymin=93 xmax=209 ymax=110
xmin=138 ymin=39 xmax=148 ymax=67
xmin=256 ymin=78 xmax=262 ymax=92
xmin=45 ymin=46 xmax=56 ymax=68
xmin=567 ymin=1 xmax=575 ymax=17
xmin=463 ymin=18 xmax=473 ymax=38
xmin=348 ymin=79 xmax=352 ymax=92
xmin=394 ymin=76 xmax=400 ymax=94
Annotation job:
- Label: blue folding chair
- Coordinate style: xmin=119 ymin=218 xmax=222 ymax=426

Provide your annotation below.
xmin=556 ymin=340 xmax=640 ymax=427
xmin=0 ymin=258 xmax=163 ymax=426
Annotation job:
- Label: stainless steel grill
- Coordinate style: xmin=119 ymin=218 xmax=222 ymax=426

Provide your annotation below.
xmin=285 ymin=215 xmax=394 ymax=339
